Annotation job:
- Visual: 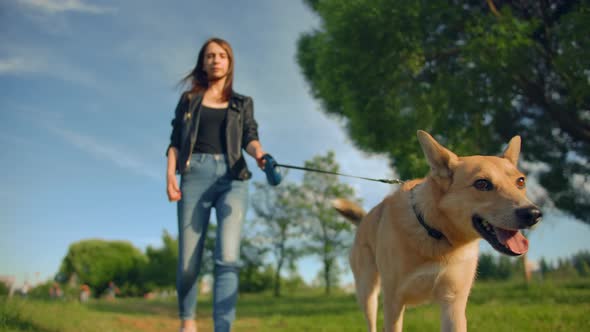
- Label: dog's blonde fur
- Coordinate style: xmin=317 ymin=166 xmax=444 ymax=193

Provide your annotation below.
xmin=334 ymin=130 xmax=541 ymax=332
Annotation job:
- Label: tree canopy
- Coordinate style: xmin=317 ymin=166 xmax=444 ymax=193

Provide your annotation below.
xmin=58 ymin=239 xmax=147 ymax=294
xmin=297 ymin=0 xmax=590 ymax=223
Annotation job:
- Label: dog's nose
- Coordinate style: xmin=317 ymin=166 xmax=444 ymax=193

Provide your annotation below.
xmin=515 ymin=206 xmax=543 ymax=227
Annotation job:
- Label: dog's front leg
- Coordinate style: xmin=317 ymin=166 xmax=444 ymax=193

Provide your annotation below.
xmin=382 ymin=295 xmax=405 ymax=332
xmin=440 ymin=298 xmax=467 ymax=332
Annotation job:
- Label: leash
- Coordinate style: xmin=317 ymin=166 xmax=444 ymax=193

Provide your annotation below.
xmin=276 ymin=163 xmax=404 ymax=185
xmin=263 ymin=154 xmax=442 ymax=241
xmin=261 ymin=154 xmax=404 ymax=186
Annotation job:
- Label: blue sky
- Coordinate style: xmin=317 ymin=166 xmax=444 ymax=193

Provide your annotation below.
xmin=1 ymin=0 xmax=588 ymax=288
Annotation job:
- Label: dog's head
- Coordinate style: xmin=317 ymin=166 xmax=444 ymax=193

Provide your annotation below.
xmin=417 ymin=130 xmax=542 ymax=256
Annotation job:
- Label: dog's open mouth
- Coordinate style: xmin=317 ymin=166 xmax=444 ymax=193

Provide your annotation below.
xmin=472 ymin=215 xmax=529 ymax=256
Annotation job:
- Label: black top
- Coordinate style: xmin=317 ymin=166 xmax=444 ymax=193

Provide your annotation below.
xmin=167 ymin=91 xmax=259 ymax=178
xmin=193 ymin=104 xmax=228 ymax=154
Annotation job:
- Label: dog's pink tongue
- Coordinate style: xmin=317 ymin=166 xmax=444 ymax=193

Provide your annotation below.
xmin=495 ymin=228 xmax=529 ymax=254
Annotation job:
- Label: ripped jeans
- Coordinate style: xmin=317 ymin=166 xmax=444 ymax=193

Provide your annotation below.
xmin=177 ymin=153 xmax=248 ymax=332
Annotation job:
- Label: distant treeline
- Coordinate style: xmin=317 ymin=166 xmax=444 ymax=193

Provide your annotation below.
xmin=477 ymin=251 xmax=590 ymax=281
xmin=3 ymin=242 xmax=588 ymax=300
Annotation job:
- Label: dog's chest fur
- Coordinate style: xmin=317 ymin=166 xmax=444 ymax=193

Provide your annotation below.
xmin=392 ymin=244 xmax=479 ymax=306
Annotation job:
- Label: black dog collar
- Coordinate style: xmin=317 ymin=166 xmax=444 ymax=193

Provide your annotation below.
xmin=410 ymin=186 xmax=445 ymax=240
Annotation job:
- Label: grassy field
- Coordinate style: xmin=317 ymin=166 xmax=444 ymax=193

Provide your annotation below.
xmin=1 ymin=279 xmax=589 ymax=331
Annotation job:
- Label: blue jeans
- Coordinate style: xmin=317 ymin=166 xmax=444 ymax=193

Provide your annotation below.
xmin=176 ymin=153 xmax=248 ymax=331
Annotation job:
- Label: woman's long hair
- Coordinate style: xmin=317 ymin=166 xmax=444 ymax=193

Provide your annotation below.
xmin=179 ymin=37 xmax=234 ymax=101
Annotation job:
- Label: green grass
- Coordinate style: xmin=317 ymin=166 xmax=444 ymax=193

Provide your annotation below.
xmin=1 ymin=279 xmax=589 ymax=331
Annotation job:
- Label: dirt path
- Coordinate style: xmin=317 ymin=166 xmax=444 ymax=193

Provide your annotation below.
xmin=115 ymin=315 xmax=261 ymax=332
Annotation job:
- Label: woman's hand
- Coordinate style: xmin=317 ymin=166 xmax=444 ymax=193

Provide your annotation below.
xmin=255 ymin=150 xmax=266 ymax=170
xmin=167 ymin=174 xmax=182 ymax=202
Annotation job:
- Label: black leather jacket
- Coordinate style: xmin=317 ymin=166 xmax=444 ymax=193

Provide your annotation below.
xmin=166 ymin=91 xmax=259 ymax=180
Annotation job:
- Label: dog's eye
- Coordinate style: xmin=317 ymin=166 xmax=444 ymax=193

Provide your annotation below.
xmin=516 ymin=177 xmax=526 ymax=189
xmin=473 ymin=179 xmax=493 ymax=191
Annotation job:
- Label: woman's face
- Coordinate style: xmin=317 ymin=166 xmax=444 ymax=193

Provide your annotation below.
xmin=203 ymin=42 xmax=230 ymax=81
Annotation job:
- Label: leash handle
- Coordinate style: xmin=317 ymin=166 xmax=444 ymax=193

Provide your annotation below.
xmin=262 ymin=154 xmax=282 ymax=186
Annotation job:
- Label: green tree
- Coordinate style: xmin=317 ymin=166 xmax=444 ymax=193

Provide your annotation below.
xmin=239 ymin=224 xmax=274 ymax=293
xmin=251 ymin=179 xmax=306 ymax=297
xmin=0 ymin=282 xmax=9 ymax=296
xmin=477 ymin=253 xmax=520 ymax=280
xmin=477 ymin=253 xmax=495 ymax=280
xmin=313 ymin=259 xmax=343 ymax=291
xmin=239 ymin=264 xmax=275 ymax=293
xmin=142 ymin=224 xmax=229 ymax=292
xmin=298 ymin=0 xmax=590 ymax=223
xmin=539 ymin=257 xmax=552 ymax=277
xmin=142 ymin=230 xmax=178 ymax=290
xmin=555 ymin=257 xmax=578 ymax=279
xmin=283 ymin=271 xmax=308 ymax=294
xmin=496 ymin=256 xmax=515 ymax=280
xmin=571 ymin=250 xmax=590 ymax=277
xmin=58 ymin=239 xmax=147 ymax=296
xmin=300 ymin=151 xmax=358 ymax=295
xmin=197 ymin=223 xmax=217 ymax=279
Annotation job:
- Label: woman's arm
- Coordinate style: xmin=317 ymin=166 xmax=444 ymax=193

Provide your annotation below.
xmin=165 ymin=94 xmax=186 ymax=202
xmin=166 ymin=146 xmax=182 ymax=201
xmin=167 ymin=146 xmax=179 ymax=176
xmin=246 ymin=140 xmax=266 ymax=169
xmin=166 ymin=94 xmax=187 ymax=157
xmin=242 ymin=97 xmax=266 ymax=169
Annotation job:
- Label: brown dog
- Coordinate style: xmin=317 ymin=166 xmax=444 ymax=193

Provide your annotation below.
xmin=333 ymin=130 xmax=542 ymax=332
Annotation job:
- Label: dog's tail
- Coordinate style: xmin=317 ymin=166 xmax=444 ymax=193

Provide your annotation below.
xmin=332 ymin=199 xmax=366 ymax=225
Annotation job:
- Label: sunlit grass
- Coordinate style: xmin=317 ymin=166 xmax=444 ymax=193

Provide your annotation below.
xmin=1 ymin=279 xmax=589 ymax=331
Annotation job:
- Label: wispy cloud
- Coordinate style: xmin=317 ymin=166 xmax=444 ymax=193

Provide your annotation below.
xmin=0 ymin=58 xmax=25 ymax=74
xmin=0 ymin=57 xmax=43 ymax=75
xmin=16 ymin=0 xmax=115 ymax=15
xmin=0 ymin=51 xmax=97 ymax=87
xmin=47 ymin=125 xmax=161 ymax=182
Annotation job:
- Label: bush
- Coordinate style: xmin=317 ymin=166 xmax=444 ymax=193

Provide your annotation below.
xmin=283 ymin=274 xmax=308 ymax=294
xmin=0 ymin=282 xmax=9 ymax=296
xmin=240 ymin=265 xmax=274 ymax=293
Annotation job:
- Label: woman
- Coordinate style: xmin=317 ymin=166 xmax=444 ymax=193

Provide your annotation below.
xmin=166 ymin=37 xmax=266 ymax=332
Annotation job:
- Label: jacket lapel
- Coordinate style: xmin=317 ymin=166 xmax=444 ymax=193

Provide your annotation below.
xmin=187 ymin=93 xmax=203 ymax=116
xmin=228 ymin=92 xmax=241 ymax=113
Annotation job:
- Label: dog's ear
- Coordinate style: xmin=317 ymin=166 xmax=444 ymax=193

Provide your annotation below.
xmin=417 ymin=130 xmax=458 ymax=179
xmin=502 ymin=135 xmax=521 ymax=166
